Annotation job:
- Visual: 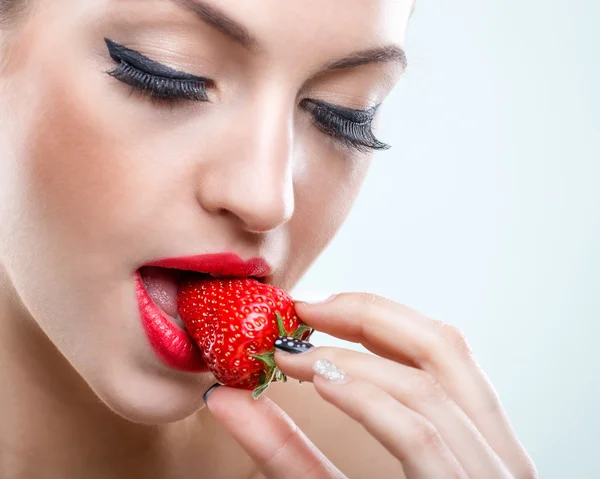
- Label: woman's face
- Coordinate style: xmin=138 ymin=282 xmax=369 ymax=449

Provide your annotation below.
xmin=0 ymin=0 xmax=411 ymax=423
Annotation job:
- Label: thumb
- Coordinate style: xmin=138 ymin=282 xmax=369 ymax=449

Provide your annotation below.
xmin=203 ymin=384 xmax=345 ymax=479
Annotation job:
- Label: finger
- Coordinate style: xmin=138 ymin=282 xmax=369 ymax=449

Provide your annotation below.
xmin=295 ymin=295 xmax=535 ymax=478
xmin=276 ymin=346 xmax=511 ymax=478
xmin=308 ymin=367 xmax=467 ymax=479
xmin=204 ymin=384 xmax=346 ymax=479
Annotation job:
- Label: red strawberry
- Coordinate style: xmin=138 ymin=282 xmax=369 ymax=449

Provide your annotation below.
xmin=177 ymin=276 xmax=313 ymax=399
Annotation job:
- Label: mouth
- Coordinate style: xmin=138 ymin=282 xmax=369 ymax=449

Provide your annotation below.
xmin=137 ymin=267 xmax=267 ymax=330
xmin=137 ymin=253 xmax=272 ymax=331
xmin=134 ymin=254 xmax=271 ymax=373
xmin=137 ymin=267 xmax=187 ymax=329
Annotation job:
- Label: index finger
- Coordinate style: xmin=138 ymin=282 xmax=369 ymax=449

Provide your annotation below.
xmin=204 ymin=385 xmax=346 ymax=479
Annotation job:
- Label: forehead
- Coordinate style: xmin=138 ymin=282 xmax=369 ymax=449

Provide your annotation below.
xmin=109 ymin=0 xmax=412 ymax=68
xmin=206 ymin=0 xmax=412 ymax=44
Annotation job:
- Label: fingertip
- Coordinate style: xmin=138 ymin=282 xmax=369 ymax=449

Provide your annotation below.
xmin=204 ymin=384 xmax=266 ymax=410
xmin=203 ymin=385 xmax=262 ymax=423
xmin=292 ymin=291 xmax=338 ymax=305
xmin=293 ymin=294 xmax=339 ymax=323
xmin=202 ymin=383 xmax=221 ymax=406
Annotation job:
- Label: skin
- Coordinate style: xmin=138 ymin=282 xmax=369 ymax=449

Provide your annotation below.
xmin=0 ymin=0 xmax=536 ymax=478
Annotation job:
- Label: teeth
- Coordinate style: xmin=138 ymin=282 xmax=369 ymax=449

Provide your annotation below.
xmin=209 ymin=273 xmax=225 ymax=279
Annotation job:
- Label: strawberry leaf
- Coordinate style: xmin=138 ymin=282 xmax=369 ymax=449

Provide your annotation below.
xmin=252 ymin=366 xmax=278 ymax=399
xmin=291 ymin=323 xmax=312 ymax=340
xmin=251 ymin=352 xmax=276 ymax=369
xmin=252 ymin=382 xmax=270 ymax=399
xmin=275 ymin=368 xmax=288 ymax=383
xmin=305 ymin=327 xmax=315 ymax=341
xmin=276 ymin=311 xmax=288 ymax=337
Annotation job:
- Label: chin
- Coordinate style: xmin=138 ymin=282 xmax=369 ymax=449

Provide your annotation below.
xmin=88 ymin=365 xmax=213 ymax=424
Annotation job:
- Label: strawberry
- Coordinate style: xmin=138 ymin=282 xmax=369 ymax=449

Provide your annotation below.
xmin=177 ymin=276 xmax=313 ymax=399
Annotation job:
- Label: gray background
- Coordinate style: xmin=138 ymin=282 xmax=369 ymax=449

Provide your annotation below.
xmin=293 ymin=1 xmax=600 ymax=477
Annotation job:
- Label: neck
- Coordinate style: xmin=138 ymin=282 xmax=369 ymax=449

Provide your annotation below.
xmin=0 ymin=267 xmax=217 ymax=479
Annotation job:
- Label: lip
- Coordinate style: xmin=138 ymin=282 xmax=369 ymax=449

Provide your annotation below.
xmin=135 ymin=253 xmax=271 ymax=373
xmin=144 ymin=253 xmax=272 ymax=278
xmin=135 ymin=271 xmax=208 ymax=372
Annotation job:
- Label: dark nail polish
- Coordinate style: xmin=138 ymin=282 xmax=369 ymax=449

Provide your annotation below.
xmin=202 ymin=383 xmax=221 ymax=404
xmin=274 ymin=336 xmax=315 ymax=354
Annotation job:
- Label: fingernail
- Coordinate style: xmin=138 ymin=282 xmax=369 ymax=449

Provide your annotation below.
xmin=312 ymin=359 xmax=352 ymax=384
xmin=202 ymin=383 xmax=221 ymax=404
xmin=274 ymin=336 xmax=315 ymax=354
xmin=292 ymin=290 xmax=337 ymax=305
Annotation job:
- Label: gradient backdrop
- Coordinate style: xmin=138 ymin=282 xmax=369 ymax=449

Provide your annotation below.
xmin=292 ymin=1 xmax=600 ymax=477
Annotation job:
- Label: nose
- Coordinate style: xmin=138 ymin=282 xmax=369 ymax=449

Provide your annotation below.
xmin=193 ymin=96 xmax=295 ymax=234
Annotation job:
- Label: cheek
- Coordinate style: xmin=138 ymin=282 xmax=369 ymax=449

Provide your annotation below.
xmin=0 ymin=32 xmax=181 ymax=349
xmin=284 ymin=150 xmax=371 ymax=288
xmin=7 ymin=49 xmax=187 ymax=279
xmin=18 ymin=71 xmax=140 ymax=270
xmin=0 ymin=45 xmax=143 ymax=343
xmin=0 ymin=47 xmax=216 ymax=411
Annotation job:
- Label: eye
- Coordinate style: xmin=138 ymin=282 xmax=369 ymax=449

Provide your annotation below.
xmin=301 ymin=99 xmax=391 ymax=153
xmin=103 ymin=38 xmax=389 ymax=152
xmin=104 ymin=38 xmax=210 ymax=102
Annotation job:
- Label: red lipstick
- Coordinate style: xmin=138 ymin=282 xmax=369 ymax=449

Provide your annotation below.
xmin=134 ymin=253 xmax=271 ymax=373
xmin=145 ymin=253 xmax=271 ymax=278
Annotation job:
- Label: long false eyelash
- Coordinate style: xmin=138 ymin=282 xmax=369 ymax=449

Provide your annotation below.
xmin=107 ymin=62 xmax=209 ymax=102
xmin=104 ymin=39 xmax=389 ymax=151
xmin=301 ymin=99 xmax=391 ymax=152
xmin=104 ymin=38 xmax=209 ymax=102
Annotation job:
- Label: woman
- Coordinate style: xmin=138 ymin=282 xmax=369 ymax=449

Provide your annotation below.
xmin=0 ymin=0 xmax=536 ymax=477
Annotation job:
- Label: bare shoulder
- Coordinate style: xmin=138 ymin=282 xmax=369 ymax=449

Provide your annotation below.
xmin=260 ymin=380 xmax=406 ymax=479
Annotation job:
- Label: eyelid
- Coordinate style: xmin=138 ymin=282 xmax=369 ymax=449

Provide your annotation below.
xmin=301 ymin=99 xmax=379 ymax=124
xmin=104 ymin=38 xmax=209 ymax=83
xmin=103 ymin=38 xmax=386 ymax=151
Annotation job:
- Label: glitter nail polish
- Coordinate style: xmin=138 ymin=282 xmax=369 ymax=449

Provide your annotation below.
xmin=312 ymin=359 xmax=351 ymax=383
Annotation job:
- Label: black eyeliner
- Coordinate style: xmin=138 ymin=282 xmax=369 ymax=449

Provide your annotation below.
xmin=103 ymin=38 xmax=388 ymax=151
xmin=104 ymin=38 xmax=210 ymax=102
xmin=104 ymin=38 xmax=206 ymax=82
xmin=305 ymin=99 xmax=378 ymax=124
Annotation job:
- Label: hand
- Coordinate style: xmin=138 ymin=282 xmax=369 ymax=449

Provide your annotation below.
xmin=203 ymin=293 xmax=537 ymax=479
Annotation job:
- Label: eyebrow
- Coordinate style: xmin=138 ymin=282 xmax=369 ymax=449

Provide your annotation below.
xmin=172 ymin=0 xmax=407 ymax=71
xmin=174 ymin=0 xmax=258 ymax=50
xmin=324 ymin=45 xmax=407 ymax=71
